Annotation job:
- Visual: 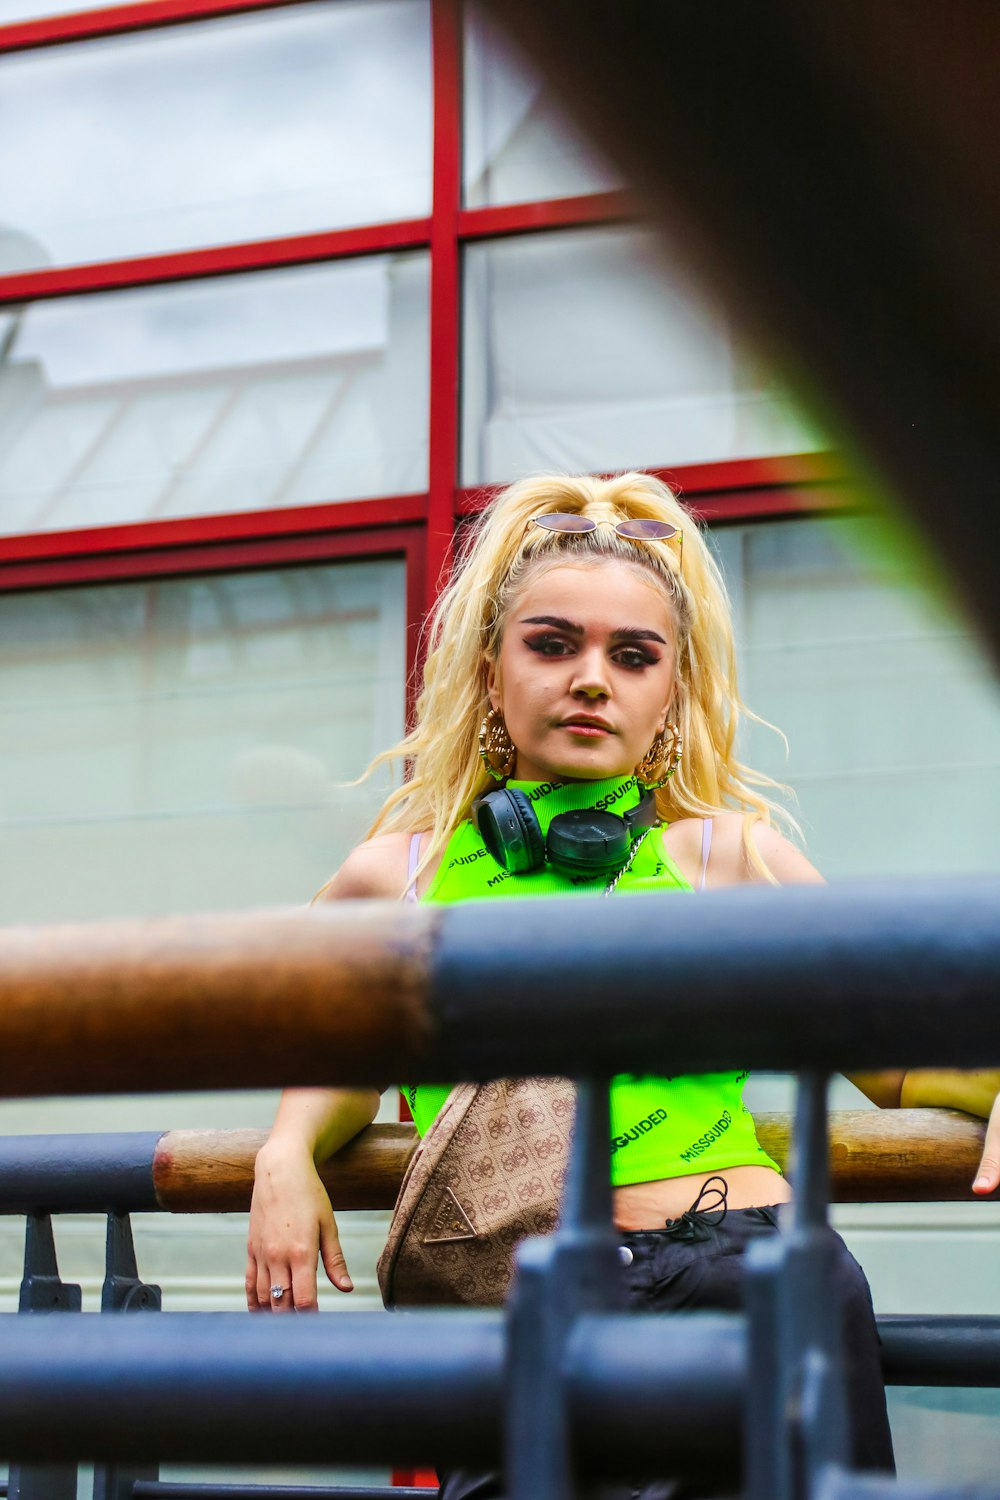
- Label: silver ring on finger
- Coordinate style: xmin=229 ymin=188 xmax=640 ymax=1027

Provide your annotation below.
xmin=270 ymin=1284 xmax=290 ymax=1302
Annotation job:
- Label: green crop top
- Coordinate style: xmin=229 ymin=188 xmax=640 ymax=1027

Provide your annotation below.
xmin=401 ymin=773 xmax=781 ymax=1189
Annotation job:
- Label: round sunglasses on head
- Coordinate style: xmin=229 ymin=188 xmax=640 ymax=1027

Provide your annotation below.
xmin=528 ymin=512 xmax=683 ymax=571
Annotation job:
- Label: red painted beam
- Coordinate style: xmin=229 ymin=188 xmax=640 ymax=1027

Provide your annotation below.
xmin=0 ymin=221 xmax=433 ymax=306
xmin=0 ymin=523 xmax=423 ymax=592
xmin=457 ymin=189 xmax=636 ymax=240
xmin=0 ymin=0 xmax=298 ymax=54
xmin=424 ymin=0 xmax=462 ymax=612
xmin=655 ymin=452 xmax=848 ymax=493
xmin=0 ymin=193 xmax=639 ymax=307
xmin=0 ymin=495 xmax=427 ymax=565
xmin=455 ymin=455 xmax=856 ymax=523
xmin=685 ymin=482 xmax=857 ymax=525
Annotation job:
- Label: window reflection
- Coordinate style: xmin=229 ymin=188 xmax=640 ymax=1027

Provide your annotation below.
xmin=711 ymin=516 xmax=1000 ymax=880
xmin=0 ymin=254 xmax=429 ymax=531
xmin=0 ymin=559 xmax=406 ymax=919
xmin=461 ymin=225 xmax=821 ymax=484
xmin=0 ymin=0 xmax=98 ymax=18
xmin=463 ymin=1 xmax=621 ymax=208
xmin=0 ymin=0 xmax=431 ymax=272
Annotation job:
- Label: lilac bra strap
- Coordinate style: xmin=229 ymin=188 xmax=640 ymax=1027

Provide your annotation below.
xmin=697 ymin=818 xmax=713 ymax=892
xmin=404 ymin=832 xmax=422 ymax=904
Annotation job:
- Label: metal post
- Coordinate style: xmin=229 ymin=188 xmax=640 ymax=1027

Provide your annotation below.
xmin=99 ymin=1213 xmax=162 ymax=1314
xmin=93 ymin=1214 xmax=162 ymax=1500
xmin=505 ymin=1079 xmax=623 ymax=1500
xmin=744 ymin=1071 xmax=850 ymax=1500
xmin=8 ymin=1215 xmax=82 ymax=1500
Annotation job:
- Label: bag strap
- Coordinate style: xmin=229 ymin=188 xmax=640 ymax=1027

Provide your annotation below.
xmin=379 ymin=1082 xmax=481 ymax=1297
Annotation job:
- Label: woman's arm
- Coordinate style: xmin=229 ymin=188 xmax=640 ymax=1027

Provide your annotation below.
xmin=900 ymin=1070 xmax=1000 ymax=1194
xmin=246 ymin=832 xmax=412 ymax=1312
xmin=247 ymin=1086 xmax=380 ymax=1311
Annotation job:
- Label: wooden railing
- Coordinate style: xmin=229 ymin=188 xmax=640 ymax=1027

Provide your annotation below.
xmin=0 ymin=1109 xmax=993 ymax=1225
xmin=148 ymin=1109 xmax=992 ymax=1213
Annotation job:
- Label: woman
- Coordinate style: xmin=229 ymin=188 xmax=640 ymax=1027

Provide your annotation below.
xmin=247 ymin=471 xmax=1000 ymax=1491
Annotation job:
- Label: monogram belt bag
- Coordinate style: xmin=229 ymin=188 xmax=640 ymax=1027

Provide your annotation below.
xmin=376 ymin=1077 xmax=576 ymax=1308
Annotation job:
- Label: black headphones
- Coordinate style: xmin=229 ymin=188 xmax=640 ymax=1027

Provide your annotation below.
xmin=471 ymin=785 xmax=658 ymax=879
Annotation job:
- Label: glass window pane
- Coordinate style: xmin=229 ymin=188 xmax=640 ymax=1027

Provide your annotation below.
xmin=0 ymin=253 xmax=429 ymax=532
xmin=463 ymin=2 xmax=622 ymax=208
xmin=0 ymin=557 xmax=406 ymax=922
xmin=0 ymin=0 xmax=76 ymax=19
xmin=0 ymin=0 xmax=431 ymax=272
xmin=711 ymin=515 xmax=1000 ymax=878
xmin=461 ymin=225 xmax=822 ymax=485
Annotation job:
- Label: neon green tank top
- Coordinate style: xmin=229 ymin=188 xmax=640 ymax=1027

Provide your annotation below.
xmin=402 ymin=774 xmax=781 ymax=1189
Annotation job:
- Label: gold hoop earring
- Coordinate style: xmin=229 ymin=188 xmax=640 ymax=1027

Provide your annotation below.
xmin=479 ymin=707 xmax=516 ymax=782
xmin=636 ymin=718 xmax=682 ymax=790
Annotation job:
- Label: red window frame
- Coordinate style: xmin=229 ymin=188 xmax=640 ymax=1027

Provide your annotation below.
xmin=0 ymin=0 xmax=855 ymax=680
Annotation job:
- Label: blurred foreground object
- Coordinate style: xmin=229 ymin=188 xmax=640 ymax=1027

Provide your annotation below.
xmin=486 ymin=1 xmax=1000 ymax=663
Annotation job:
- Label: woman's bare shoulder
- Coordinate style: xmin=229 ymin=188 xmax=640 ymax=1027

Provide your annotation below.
xmin=740 ymin=817 xmax=824 ymax=885
xmin=659 ymin=815 xmax=705 ymax=887
xmin=313 ymin=830 xmax=421 ymax=903
xmin=664 ymin=811 xmax=823 ymax=887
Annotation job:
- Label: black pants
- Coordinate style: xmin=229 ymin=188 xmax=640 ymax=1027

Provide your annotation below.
xmin=438 ymin=1206 xmax=894 ymax=1500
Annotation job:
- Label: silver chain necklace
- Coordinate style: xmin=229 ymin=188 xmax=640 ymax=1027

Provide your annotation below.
xmin=602 ymin=826 xmax=654 ymax=896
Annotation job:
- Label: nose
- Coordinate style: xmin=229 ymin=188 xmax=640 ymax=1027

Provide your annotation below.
xmin=570 ymin=647 xmax=611 ymax=699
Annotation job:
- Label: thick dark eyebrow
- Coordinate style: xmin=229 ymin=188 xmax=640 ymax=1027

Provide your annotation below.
xmin=520 ymin=615 xmax=667 ymax=646
xmin=612 ymin=625 xmax=669 ymax=646
xmin=521 ymin=614 xmax=583 ymax=634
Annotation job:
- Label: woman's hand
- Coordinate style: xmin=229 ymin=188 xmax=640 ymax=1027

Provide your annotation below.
xmin=244 ymin=1085 xmax=380 ymax=1310
xmin=246 ymin=1136 xmax=354 ymax=1312
xmin=973 ymin=1090 xmax=1000 ymax=1195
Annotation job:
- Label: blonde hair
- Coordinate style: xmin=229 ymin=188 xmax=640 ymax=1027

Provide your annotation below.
xmin=358 ymin=472 xmax=798 ymax=887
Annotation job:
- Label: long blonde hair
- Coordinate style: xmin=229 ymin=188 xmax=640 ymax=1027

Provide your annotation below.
xmin=362 ymin=472 xmax=797 ymax=884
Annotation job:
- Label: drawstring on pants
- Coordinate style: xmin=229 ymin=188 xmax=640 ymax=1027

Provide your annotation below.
xmin=661 ymin=1175 xmax=729 ymax=1242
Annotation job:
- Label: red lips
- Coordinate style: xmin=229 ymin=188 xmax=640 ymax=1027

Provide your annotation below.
xmin=560 ymin=715 xmax=614 ymax=732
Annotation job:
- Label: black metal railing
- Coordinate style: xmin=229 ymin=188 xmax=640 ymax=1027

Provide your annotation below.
xmin=0 ymin=885 xmax=998 ymax=1500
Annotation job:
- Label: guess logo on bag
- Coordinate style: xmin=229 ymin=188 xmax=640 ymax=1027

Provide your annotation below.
xmin=378 ymin=1079 xmax=577 ymax=1309
xmin=422 ymin=1186 xmax=476 ymax=1245
xmin=533 ymin=1132 xmax=564 ymax=1162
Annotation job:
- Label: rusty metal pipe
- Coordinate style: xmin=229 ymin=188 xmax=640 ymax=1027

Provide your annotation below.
xmin=0 ymin=883 xmax=997 ymax=1098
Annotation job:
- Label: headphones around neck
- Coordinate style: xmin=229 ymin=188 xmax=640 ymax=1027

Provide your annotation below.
xmin=471 ymin=785 xmax=658 ymax=879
